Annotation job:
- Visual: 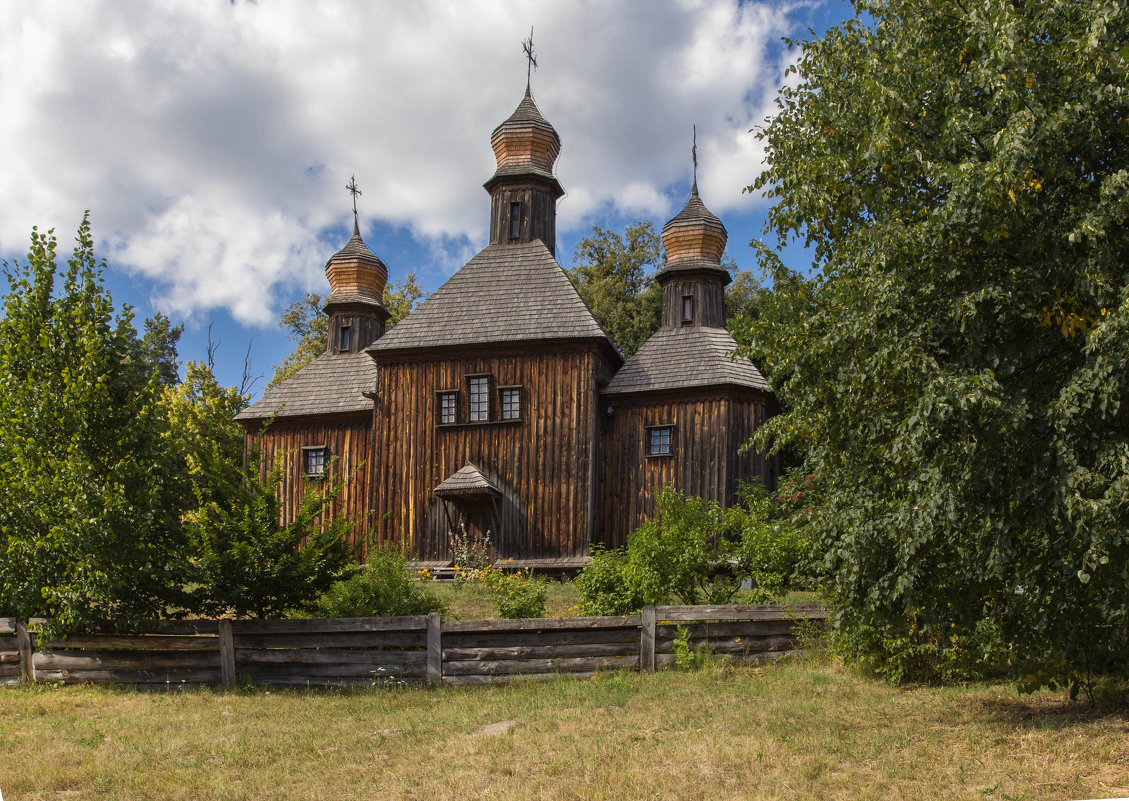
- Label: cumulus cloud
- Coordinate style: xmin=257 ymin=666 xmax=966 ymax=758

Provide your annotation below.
xmin=0 ymin=0 xmax=802 ymax=326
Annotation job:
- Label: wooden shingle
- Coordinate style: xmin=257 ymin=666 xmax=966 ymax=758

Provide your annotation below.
xmin=602 ymin=326 xmax=768 ymax=395
xmin=235 ymin=351 xmax=375 ymax=420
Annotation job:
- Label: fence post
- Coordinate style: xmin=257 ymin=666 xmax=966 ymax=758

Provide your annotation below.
xmin=426 ymin=612 xmax=442 ymax=685
xmin=640 ymin=605 xmax=656 ymax=672
xmin=15 ymin=620 xmax=34 ymax=683
xmin=218 ymin=620 xmax=235 ymax=688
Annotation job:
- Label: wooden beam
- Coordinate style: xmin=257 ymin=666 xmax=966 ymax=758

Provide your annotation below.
xmin=218 ymin=620 xmax=235 ymax=688
xmin=426 ymin=612 xmax=442 ymax=685
xmin=640 ymin=605 xmax=655 ymax=673
xmin=15 ymin=620 xmax=34 ymax=683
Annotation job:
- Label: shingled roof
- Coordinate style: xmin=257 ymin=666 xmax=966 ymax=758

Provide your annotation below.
xmin=367 ymin=240 xmax=616 ymax=356
xmin=434 ymin=462 xmax=501 ymax=498
xmin=235 ymin=351 xmax=375 ymax=420
xmin=603 ymin=326 xmax=768 ymax=395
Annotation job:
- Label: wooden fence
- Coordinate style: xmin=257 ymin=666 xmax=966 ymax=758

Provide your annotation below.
xmin=0 ymin=605 xmax=825 ymax=689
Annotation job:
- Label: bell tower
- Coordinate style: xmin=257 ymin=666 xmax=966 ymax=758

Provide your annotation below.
xmin=482 ymin=31 xmax=564 ymax=255
xmin=323 ymin=176 xmax=391 ymax=354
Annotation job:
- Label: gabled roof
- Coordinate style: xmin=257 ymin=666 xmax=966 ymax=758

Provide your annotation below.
xmin=602 ymin=326 xmax=768 ymax=395
xmin=367 ymin=240 xmax=616 ymax=356
xmin=235 ymin=351 xmax=375 ymax=421
xmin=435 ymin=462 xmax=501 ymax=498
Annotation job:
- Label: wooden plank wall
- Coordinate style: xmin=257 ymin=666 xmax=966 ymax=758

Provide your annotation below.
xmin=372 ymin=345 xmax=615 ymax=561
xmin=6 ymin=605 xmax=825 ymax=689
xmin=595 ymin=390 xmax=778 ymax=549
xmin=245 ymin=413 xmax=374 ymax=556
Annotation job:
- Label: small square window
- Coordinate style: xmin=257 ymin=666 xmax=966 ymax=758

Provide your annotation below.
xmin=646 ymin=426 xmax=673 ymax=457
xmin=682 ymin=295 xmax=694 ymax=325
xmin=468 ymin=376 xmax=490 ymax=422
xmin=303 ymin=447 xmax=327 ymax=477
xmin=500 ymin=386 xmax=521 ymax=420
xmin=438 ymin=391 xmax=458 ymax=425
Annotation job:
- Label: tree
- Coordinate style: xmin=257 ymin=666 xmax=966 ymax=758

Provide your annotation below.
xmin=0 ymin=217 xmax=191 ymax=632
xmin=740 ymin=0 xmax=1129 ymax=692
xmin=141 ymin=312 xmax=184 ymax=387
xmin=568 ymin=222 xmax=663 ymax=358
xmin=268 ymin=273 xmax=425 ymax=388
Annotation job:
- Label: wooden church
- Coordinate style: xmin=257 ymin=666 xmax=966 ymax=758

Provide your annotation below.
xmin=236 ymin=82 xmax=778 ymax=568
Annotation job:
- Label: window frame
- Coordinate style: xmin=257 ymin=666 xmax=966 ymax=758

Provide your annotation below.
xmin=645 ymin=424 xmax=675 ymax=458
xmin=339 ymin=323 xmax=352 ymax=352
xmin=508 ymin=201 xmax=522 ymax=240
xmin=498 ymin=385 xmax=522 ymax=421
xmin=681 ymin=295 xmax=694 ymax=325
xmin=466 ymin=374 xmax=491 ymax=423
xmin=302 ymin=445 xmax=328 ymax=479
xmin=436 ymin=389 xmax=459 ymax=426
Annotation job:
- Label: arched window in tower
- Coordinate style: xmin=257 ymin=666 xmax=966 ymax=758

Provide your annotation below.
xmin=509 ymin=201 xmax=521 ymax=240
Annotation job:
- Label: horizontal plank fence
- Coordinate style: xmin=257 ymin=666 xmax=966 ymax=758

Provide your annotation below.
xmin=1 ymin=605 xmax=825 ymax=690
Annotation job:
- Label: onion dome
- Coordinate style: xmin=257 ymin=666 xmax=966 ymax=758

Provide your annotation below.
xmin=324 ymin=219 xmax=388 ymax=307
xmin=659 ymin=185 xmax=728 ymax=279
xmin=484 ymin=88 xmax=563 ymax=195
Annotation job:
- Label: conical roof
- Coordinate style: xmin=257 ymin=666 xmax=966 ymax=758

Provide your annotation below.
xmin=659 ymin=187 xmax=729 ymax=280
xmin=487 ymin=89 xmax=562 ymax=187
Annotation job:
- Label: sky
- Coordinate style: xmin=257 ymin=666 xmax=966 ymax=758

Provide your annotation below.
xmin=0 ymin=0 xmax=852 ymax=396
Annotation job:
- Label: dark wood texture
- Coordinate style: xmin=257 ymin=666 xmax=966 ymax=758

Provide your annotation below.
xmin=488 ymin=184 xmax=559 ymax=256
xmin=660 ymin=274 xmax=726 ymax=328
xmin=596 ymin=389 xmax=778 ymax=548
xmin=371 ymin=343 xmax=616 ymax=561
xmin=244 ymin=412 xmax=373 ymax=555
xmin=218 ymin=620 xmax=235 ymax=688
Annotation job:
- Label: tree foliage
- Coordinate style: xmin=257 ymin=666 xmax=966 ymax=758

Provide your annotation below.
xmin=740 ymin=0 xmax=1129 ymax=690
xmin=268 ymin=274 xmax=425 ymax=388
xmin=0 ymin=217 xmax=190 ymax=631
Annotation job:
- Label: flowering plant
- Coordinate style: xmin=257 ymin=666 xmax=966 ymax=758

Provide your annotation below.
xmin=448 ymin=524 xmax=493 ymax=582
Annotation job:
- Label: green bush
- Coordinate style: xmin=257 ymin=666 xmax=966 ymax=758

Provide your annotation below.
xmin=480 ymin=566 xmax=547 ymax=619
xmin=574 ymin=545 xmax=643 ymax=615
xmin=315 ymin=546 xmax=446 ymax=618
xmin=576 ymin=486 xmax=810 ymax=612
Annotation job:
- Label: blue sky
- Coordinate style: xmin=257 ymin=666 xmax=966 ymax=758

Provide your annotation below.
xmin=1 ymin=0 xmax=852 ymax=397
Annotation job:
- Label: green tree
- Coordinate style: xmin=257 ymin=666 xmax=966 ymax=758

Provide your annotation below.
xmin=0 ymin=217 xmax=190 ymax=632
xmin=568 ymin=222 xmax=663 ymax=357
xmin=741 ymin=0 xmax=1129 ymax=692
xmin=268 ymin=274 xmax=425 ymax=388
xmin=141 ymin=312 xmax=184 ymax=388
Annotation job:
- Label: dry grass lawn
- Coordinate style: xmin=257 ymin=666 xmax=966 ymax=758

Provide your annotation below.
xmin=1 ymin=652 xmax=1126 ymax=800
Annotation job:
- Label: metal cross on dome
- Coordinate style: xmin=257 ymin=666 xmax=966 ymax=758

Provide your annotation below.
xmin=692 ymin=125 xmax=699 ymax=194
xmin=346 ymin=174 xmax=363 ymax=228
xmin=523 ymin=27 xmax=537 ymax=92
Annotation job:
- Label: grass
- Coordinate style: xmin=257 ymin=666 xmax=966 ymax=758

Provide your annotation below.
xmin=425 ymin=579 xmax=822 ymax=620
xmin=2 ymin=653 xmax=1126 ymax=800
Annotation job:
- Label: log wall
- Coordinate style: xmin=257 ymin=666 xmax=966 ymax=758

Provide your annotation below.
xmin=371 ymin=343 xmax=616 ymax=561
xmin=5 ymin=605 xmax=825 ymax=689
xmin=596 ymin=389 xmax=778 ymax=548
xmin=243 ymin=412 xmax=373 ymax=555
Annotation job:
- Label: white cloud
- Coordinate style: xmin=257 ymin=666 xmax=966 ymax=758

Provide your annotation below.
xmin=0 ymin=0 xmax=802 ymax=326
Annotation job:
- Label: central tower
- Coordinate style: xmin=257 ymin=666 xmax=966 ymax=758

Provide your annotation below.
xmin=482 ymin=87 xmax=564 ymax=255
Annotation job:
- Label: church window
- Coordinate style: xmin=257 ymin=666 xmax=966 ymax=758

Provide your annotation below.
xmin=303 ymin=446 xmax=327 ymax=477
xmin=682 ymin=295 xmax=694 ymax=325
xmin=438 ymin=391 xmax=458 ymax=425
xmin=339 ymin=324 xmax=352 ymax=351
xmin=468 ymin=376 xmax=490 ymax=422
xmin=509 ymin=202 xmax=521 ymax=239
xmin=646 ymin=425 xmax=674 ymax=457
xmin=500 ymin=386 xmax=521 ymax=420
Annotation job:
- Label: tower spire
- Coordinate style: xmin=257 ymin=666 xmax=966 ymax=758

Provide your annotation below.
xmin=691 ymin=125 xmax=698 ymax=196
xmin=522 ymin=27 xmax=537 ymax=95
xmin=346 ymin=174 xmax=362 ymax=235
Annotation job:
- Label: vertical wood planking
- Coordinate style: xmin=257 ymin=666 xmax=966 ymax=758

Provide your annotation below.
xmin=218 ymin=620 xmax=235 ymax=688
xmin=640 ymin=605 xmax=656 ymax=672
xmin=15 ymin=620 xmax=34 ymax=683
xmin=426 ymin=612 xmax=442 ymax=685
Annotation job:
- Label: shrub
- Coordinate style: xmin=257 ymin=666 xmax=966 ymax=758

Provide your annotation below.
xmin=574 ymin=545 xmax=644 ymax=615
xmin=315 ymin=546 xmax=446 ymax=618
xmin=480 ymin=566 xmax=547 ymax=619
xmin=449 ymin=524 xmax=493 ymax=582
